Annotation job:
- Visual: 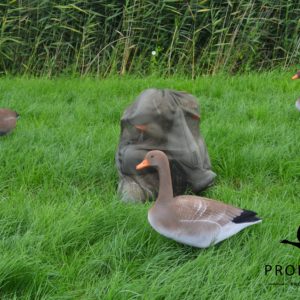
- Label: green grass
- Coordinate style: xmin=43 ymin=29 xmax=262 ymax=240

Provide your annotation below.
xmin=0 ymin=73 xmax=299 ymax=299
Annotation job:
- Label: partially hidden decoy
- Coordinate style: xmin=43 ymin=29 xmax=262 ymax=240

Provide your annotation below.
xmin=136 ymin=150 xmax=261 ymax=248
xmin=292 ymin=71 xmax=300 ymax=111
xmin=0 ymin=108 xmax=19 ymax=136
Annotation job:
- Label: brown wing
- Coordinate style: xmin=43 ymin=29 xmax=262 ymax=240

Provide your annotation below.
xmin=173 ymin=195 xmax=243 ymax=226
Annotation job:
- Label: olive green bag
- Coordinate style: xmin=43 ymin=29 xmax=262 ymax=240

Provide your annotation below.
xmin=116 ymin=88 xmax=216 ymax=202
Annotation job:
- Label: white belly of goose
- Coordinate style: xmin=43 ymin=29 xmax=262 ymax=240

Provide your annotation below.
xmin=148 ymin=210 xmax=262 ymax=248
xmin=148 ymin=212 xmax=217 ymax=248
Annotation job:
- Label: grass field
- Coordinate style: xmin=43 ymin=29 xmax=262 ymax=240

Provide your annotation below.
xmin=0 ymin=73 xmax=299 ymax=299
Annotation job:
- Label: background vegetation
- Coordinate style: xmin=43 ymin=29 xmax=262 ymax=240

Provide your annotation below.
xmin=0 ymin=74 xmax=299 ymax=299
xmin=0 ymin=0 xmax=300 ymax=77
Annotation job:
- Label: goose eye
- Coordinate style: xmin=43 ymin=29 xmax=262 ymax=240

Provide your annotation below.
xmin=150 ymin=155 xmax=154 ymax=158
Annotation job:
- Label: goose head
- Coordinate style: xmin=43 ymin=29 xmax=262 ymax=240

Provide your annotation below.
xmin=136 ymin=150 xmax=174 ymax=202
xmin=292 ymin=71 xmax=300 ymax=80
xmin=136 ymin=150 xmax=167 ymax=170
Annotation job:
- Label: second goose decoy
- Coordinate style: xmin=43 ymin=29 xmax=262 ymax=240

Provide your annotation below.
xmin=292 ymin=71 xmax=300 ymax=80
xmin=292 ymin=71 xmax=300 ymax=111
xmin=0 ymin=108 xmax=19 ymax=136
xmin=136 ymin=150 xmax=262 ymax=248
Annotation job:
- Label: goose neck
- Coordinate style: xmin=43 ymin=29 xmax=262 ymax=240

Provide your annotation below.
xmin=156 ymin=158 xmax=173 ymax=202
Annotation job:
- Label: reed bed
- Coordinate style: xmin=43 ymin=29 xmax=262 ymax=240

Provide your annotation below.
xmin=0 ymin=0 xmax=300 ymax=77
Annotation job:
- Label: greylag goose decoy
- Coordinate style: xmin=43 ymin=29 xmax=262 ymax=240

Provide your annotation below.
xmin=0 ymin=108 xmax=19 ymax=136
xmin=292 ymin=71 xmax=300 ymax=111
xmin=280 ymin=226 xmax=300 ymax=249
xmin=136 ymin=150 xmax=261 ymax=248
xmin=292 ymin=71 xmax=300 ymax=80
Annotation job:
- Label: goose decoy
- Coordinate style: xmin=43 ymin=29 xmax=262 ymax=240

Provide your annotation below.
xmin=136 ymin=150 xmax=261 ymax=248
xmin=280 ymin=226 xmax=300 ymax=249
xmin=0 ymin=108 xmax=19 ymax=136
xmin=292 ymin=71 xmax=300 ymax=111
xmin=292 ymin=70 xmax=300 ymax=80
xmin=296 ymin=98 xmax=300 ymax=111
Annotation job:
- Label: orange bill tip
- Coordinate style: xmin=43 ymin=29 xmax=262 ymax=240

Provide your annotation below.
xmin=292 ymin=74 xmax=299 ymax=80
xmin=136 ymin=159 xmax=150 ymax=170
xmin=135 ymin=124 xmax=147 ymax=131
xmin=192 ymin=114 xmax=200 ymax=120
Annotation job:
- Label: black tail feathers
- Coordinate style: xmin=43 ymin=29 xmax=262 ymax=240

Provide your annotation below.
xmin=232 ymin=209 xmax=261 ymax=224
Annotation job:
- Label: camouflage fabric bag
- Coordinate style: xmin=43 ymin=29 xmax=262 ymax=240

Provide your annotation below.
xmin=116 ymin=88 xmax=216 ymax=202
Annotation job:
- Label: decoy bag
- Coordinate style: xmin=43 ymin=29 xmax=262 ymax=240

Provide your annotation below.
xmin=116 ymin=88 xmax=216 ymax=202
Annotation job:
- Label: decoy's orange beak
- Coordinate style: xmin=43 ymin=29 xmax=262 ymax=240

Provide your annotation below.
xmin=136 ymin=159 xmax=150 ymax=170
xmin=292 ymin=73 xmax=299 ymax=80
xmin=192 ymin=114 xmax=200 ymax=120
xmin=135 ymin=124 xmax=147 ymax=131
